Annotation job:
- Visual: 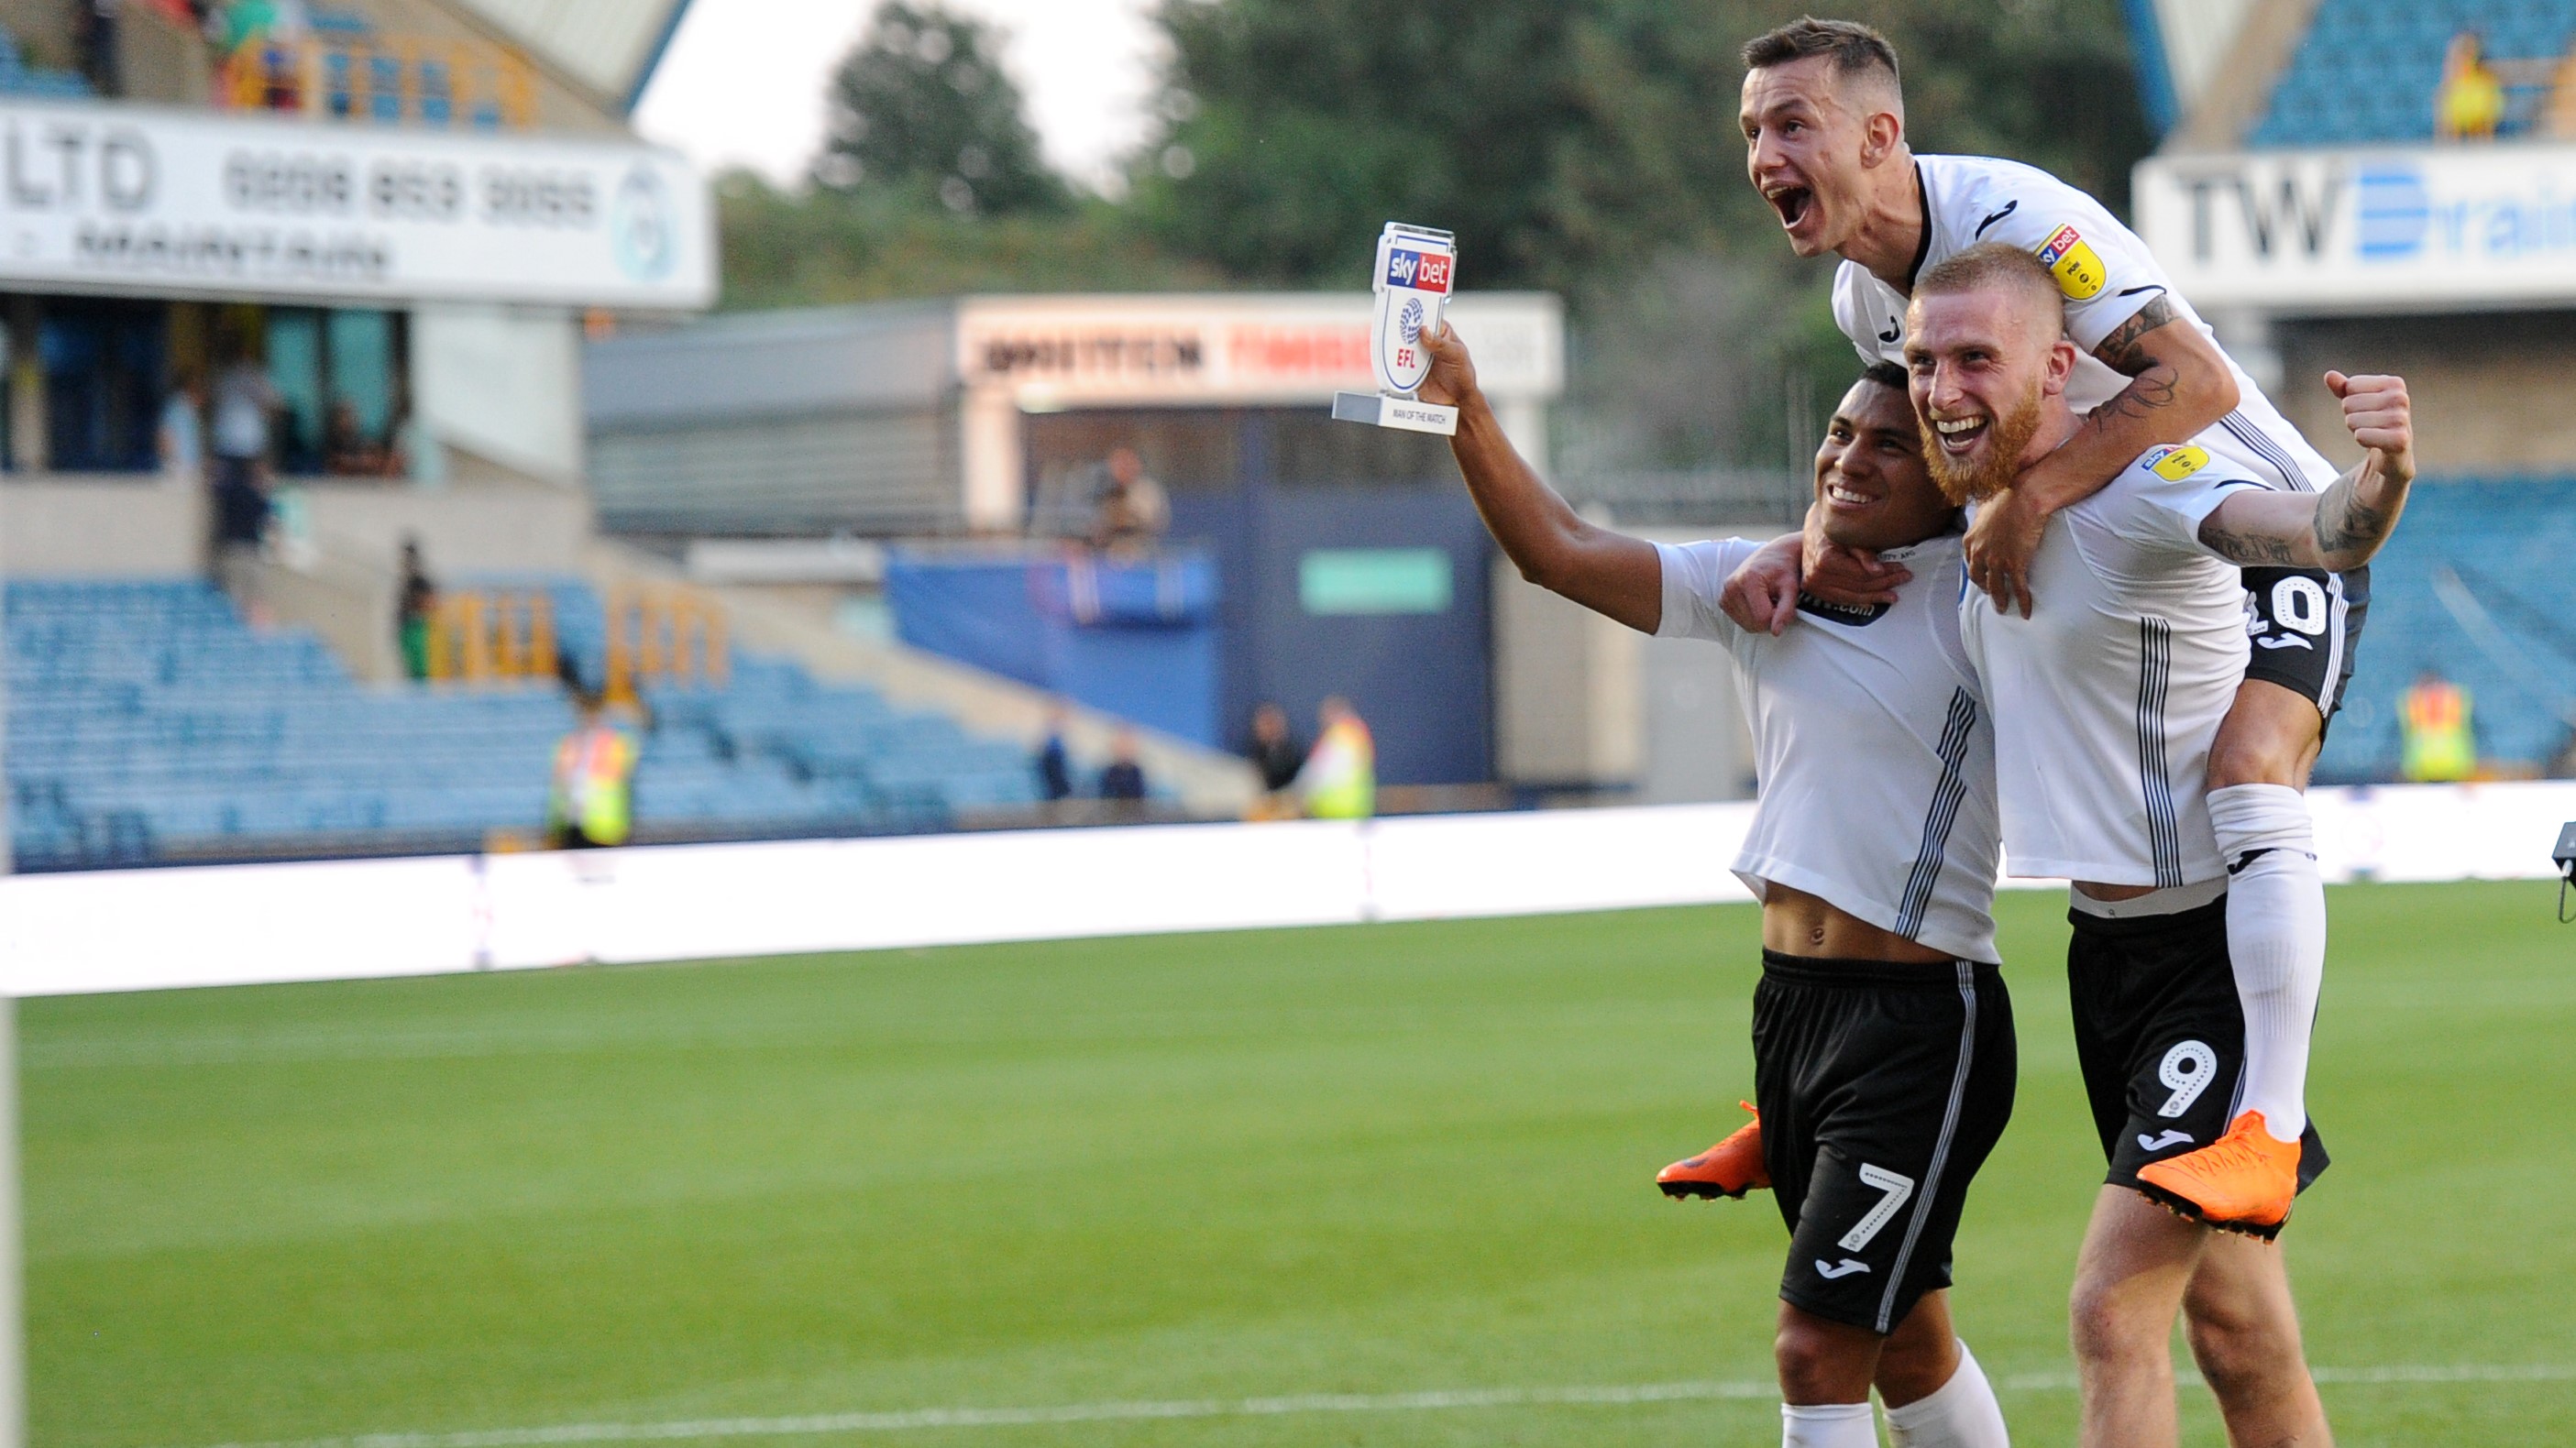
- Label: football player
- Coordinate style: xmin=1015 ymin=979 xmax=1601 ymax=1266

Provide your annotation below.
xmin=1901 ymin=240 xmax=2412 ymax=1448
xmin=1423 ymin=326 xmax=2016 ymax=1448
xmin=1725 ymin=15 xmax=2358 ymax=1236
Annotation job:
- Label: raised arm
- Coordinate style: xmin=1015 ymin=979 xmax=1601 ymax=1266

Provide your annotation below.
xmin=1965 ymin=297 xmax=2240 ymax=614
xmin=1418 ymin=323 xmax=1662 ymax=633
xmin=2196 ymin=372 xmax=2414 ymax=573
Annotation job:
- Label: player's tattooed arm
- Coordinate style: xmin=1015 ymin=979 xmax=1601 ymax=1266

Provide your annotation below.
xmin=2196 ymin=369 xmax=2416 ymax=572
xmin=2311 ymin=482 xmax=2396 ymax=561
xmin=2195 ymin=513 xmax=2304 ymax=565
xmin=2088 ymin=296 xmax=2184 ymax=422
xmin=2196 ymin=481 xmax=2398 ymax=571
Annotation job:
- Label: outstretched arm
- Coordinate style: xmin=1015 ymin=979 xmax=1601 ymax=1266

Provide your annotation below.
xmin=2196 ymin=372 xmax=2415 ymax=573
xmin=1965 ymin=298 xmax=2240 ymax=614
xmin=1419 ymin=323 xmax=1663 ymax=633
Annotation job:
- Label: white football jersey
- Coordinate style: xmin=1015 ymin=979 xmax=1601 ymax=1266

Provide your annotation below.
xmin=1961 ymin=443 xmax=2261 ymax=887
xmin=1658 ymin=532 xmax=2000 ymax=962
xmin=1834 ymin=153 xmax=2338 ymax=495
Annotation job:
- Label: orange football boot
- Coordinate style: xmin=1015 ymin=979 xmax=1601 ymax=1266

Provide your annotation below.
xmin=2134 ymin=1110 xmax=2300 ymax=1238
xmin=1657 ymin=1102 xmax=1769 ymax=1201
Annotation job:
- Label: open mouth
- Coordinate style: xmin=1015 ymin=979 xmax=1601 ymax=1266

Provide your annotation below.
xmin=1824 ymin=480 xmax=1877 ymax=508
xmin=1767 ymin=184 xmax=1813 ymax=230
xmin=1931 ymin=413 xmax=1989 ymax=455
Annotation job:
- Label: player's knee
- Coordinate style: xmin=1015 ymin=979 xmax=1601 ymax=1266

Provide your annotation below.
xmin=2206 ymin=727 xmax=2306 ymax=789
xmin=2068 ymin=1277 xmax=2163 ymax=1369
xmin=1871 ymin=1328 xmax=1955 ymax=1405
xmin=2183 ymin=1296 xmax=2305 ymax=1406
xmin=1774 ymin=1314 xmax=1871 ymax=1402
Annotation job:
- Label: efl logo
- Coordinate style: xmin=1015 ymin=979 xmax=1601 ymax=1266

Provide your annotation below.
xmin=2145 ymin=444 xmax=2209 ymax=482
xmin=2036 ymin=223 xmax=2106 ymax=300
xmin=1385 ymin=248 xmax=1452 ymax=294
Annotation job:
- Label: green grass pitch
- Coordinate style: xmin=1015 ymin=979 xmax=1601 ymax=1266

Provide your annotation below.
xmin=23 ymin=879 xmax=2576 ymax=1446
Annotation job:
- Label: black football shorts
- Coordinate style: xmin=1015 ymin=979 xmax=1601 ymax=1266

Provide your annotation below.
xmin=2240 ymin=565 xmax=2369 ymax=732
xmin=1753 ymin=950 xmax=2016 ymax=1335
xmin=2067 ymin=894 xmax=2328 ymax=1239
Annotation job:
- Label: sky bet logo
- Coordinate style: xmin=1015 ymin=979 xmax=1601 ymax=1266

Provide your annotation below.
xmin=1385 ymin=248 xmax=1451 ymax=294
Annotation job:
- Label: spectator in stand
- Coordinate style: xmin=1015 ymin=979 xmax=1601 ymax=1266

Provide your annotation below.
xmin=1297 ymin=696 xmax=1375 ymax=820
xmin=2436 ymin=31 xmax=2505 ymax=141
xmin=208 ymin=336 xmax=278 ymax=592
xmin=1248 ymin=701 xmax=1304 ymax=791
xmin=1245 ymin=701 xmax=1303 ymax=819
xmin=158 ymin=371 xmax=204 ymax=488
xmin=1098 ymin=727 xmax=1149 ymax=809
xmin=1035 ymin=702 xmax=1075 ymax=803
xmin=325 ymin=397 xmax=388 ymax=476
xmin=396 ymin=537 xmax=438 ymax=681
xmin=1088 ymin=445 xmax=1169 ymax=554
xmin=75 ymin=0 xmax=121 ymax=96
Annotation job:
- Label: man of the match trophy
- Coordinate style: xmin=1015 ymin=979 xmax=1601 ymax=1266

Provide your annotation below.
xmin=1331 ymin=222 xmax=1459 ymax=436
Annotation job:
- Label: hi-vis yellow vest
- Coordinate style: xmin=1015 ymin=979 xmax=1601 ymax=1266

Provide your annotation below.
xmin=549 ymin=725 xmax=638 ymax=843
xmin=1303 ymin=718 xmax=1376 ymax=820
xmin=2399 ymin=681 xmax=2473 ymax=783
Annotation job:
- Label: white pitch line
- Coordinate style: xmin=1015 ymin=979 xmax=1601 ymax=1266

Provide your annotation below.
xmin=177 ymin=1364 xmax=2576 ymax=1448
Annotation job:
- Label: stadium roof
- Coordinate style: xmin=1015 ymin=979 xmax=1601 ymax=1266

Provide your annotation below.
xmin=439 ymin=0 xmax=693 ymax=114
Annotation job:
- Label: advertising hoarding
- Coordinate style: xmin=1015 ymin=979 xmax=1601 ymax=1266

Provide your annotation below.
xmin=2137 ymin=144 xmax=2576 ymax=312
xmin=0 ymin=100 xmax=714 ymax=309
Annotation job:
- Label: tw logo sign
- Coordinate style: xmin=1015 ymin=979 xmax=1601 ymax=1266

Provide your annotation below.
xmin=1385 ymin=247 xmax=1452 ymax=293
xmin=2174 ymin=166 xmax=2345 ymax=263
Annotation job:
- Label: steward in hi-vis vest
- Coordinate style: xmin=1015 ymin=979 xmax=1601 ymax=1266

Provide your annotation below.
xmin=1299 ymin=697 xmax=1375 ymax=820
xmin=548 ymin=693 xmax=640 ymax=848
xmin=2398 ymin=673 xmax=2474 ymax=784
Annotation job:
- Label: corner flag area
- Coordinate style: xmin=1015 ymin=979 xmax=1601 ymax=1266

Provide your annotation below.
xmin=26 ymin=881 xmax=2572 ymax=1446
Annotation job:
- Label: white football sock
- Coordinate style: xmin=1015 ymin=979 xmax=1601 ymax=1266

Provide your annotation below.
xmin=1884 ymin=1339 xmax=2009 ymax=1448
xmin=1783 ymin=1400 xmax=1879 ymax=1448
xmin=2208 ymin=783 xmax=2325 ymax=1143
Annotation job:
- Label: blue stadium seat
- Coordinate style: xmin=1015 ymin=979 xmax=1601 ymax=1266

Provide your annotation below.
xmin=4 ymin=576 xmax=1032 ymax=868
xmin=2312 ymin=477 xmax=2576 ymax=782
xmin=2251 ymin=0 xmax=2576 ymax=148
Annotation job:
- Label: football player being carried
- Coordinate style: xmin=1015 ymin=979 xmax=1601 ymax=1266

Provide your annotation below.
xmin=1712 ymin=14 xmax=2363 ymax=1237
xmin=1421 ymin=324 xmax=2018 ymax=1448
xmin=1908 ymin=244 xmax=2411 ymax=1448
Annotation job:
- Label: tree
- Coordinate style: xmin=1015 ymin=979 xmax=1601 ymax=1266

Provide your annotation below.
xmin=1127 ymin=0 xmax=2152 ymax=292
xmin=814 ymin=2 xmax=1069 ymax=215
xmin=715 ymin=171 xmax=1220 ymax=312
xmin=1125 ymin=0 xmax=1750 ymax=293
xmin=1122 ymin=0 xmax=2152 ymax=474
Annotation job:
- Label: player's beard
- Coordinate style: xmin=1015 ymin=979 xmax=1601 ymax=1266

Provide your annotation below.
xmin=1921 ymin=381 xmax=2045 ymax=506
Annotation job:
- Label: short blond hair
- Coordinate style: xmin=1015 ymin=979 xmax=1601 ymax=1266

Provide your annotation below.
xmin=1914 ymin=241 xmax=2064 ymax=332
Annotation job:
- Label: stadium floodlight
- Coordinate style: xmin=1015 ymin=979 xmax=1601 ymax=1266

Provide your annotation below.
xmin=2555 ymin=821 xmax=2576 ymax=923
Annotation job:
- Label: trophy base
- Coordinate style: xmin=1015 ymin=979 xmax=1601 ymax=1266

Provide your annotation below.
xmin=1332 ymin=390 xmax=1459 ymax=436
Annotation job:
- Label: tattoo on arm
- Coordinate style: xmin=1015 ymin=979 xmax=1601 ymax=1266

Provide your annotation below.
xmin=2196 ymin=519 xmax=2300 ymax=566
xmin=2311 ymin=477 xmax=2394 ymax=562
xmin=2083 ymin=296 xmax=2183 ymax=425
xmin=2094 ymin=296 xmax=2180 ymax=377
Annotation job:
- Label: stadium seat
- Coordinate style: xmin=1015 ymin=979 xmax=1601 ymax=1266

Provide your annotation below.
xmin=5 ymin=577 xmax=1035 ymax=869
xmin=2251 ymin=0 xmax=2576 ymax=147
xmin=2311 ymin=477 xmax=2576 ymax=782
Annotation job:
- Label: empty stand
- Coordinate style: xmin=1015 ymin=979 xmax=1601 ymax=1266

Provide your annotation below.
xmin=4 ymin=578 xmax=1045 ymax=871
xmin=2313 ymin=477 xmax=2576 ymax=782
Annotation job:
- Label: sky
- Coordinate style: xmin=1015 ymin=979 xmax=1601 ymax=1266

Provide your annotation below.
xmin=633 ymin=0 xmax=1166 ymax=193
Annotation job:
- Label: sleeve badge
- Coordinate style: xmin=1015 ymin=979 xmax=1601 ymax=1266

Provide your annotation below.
xmin=2036 ymin=224 xmax=2107 ymax=300
xmin=2145 ymin=444 xmax=2209 ymax=481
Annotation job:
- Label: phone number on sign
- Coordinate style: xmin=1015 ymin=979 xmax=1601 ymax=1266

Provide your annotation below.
xmin=223 ymin=152 xmax=599 ymax=226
